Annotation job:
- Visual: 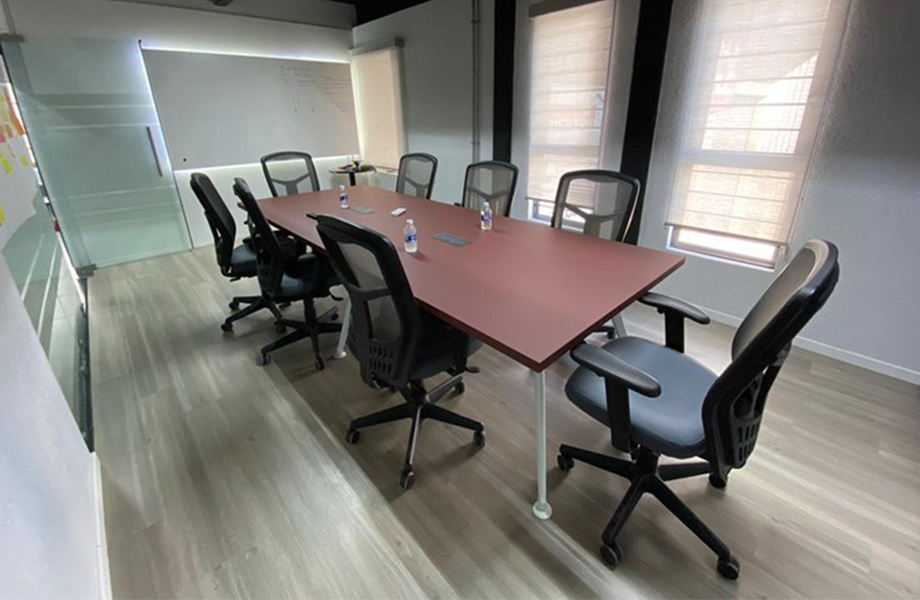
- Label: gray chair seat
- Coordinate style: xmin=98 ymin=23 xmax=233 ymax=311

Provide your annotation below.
xmin=564 ymin=337 xmax=716 ymax=458
xmin=410 ymin=313 xmax=481 ymax=380
xmin=228 ymin=243 xmax=257 ymax=276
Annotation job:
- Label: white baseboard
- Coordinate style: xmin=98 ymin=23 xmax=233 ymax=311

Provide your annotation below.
xmin=700 ymin=306 xmax=920 ymax=385
xmin=92 ymin=453 xmax=112 ymax=600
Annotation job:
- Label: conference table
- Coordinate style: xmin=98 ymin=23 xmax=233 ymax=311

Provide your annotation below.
xmin=259 ymin=186 xmax=683 ymax=519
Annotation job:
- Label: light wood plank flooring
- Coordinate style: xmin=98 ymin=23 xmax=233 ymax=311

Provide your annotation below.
xmin=90 ymin=248 xmax=920 ymax=599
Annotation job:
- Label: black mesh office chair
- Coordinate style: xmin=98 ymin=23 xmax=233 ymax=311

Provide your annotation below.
xmin=552 ymin=169 xmax=641 ymax=338
xmin=395 ymin=153 xmax=438 ymax=199
xmin=315 ymin=215 xmax=485 ymax=490
xmin=557 ymin=240 xmax=839 ymax=579
xmin=190 ymin=172 xmax=283 ymax=331
xmin=233 ymin=178 xmax=341 ymax=370
xmin=261 ymin=151 xmax=321 ymax=197
xmin=460 ymin=160 xmax=519 ymax=217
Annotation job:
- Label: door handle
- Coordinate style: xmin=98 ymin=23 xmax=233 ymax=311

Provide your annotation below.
xmin=146 ymin=126 xmax=164 ymax=178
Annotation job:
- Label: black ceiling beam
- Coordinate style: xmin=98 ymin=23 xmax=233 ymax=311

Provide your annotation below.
xmin=353 ymin=0 xmax=435 ymax=26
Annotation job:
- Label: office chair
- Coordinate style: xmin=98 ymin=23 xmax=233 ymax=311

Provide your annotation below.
xmin=261 ymin=151 xmax=321 ymax=197
xmin=460 ymin=160 xmax=519 ymax=217
xmin=190 ymin=172 xmax=285 ymax=332
xmin=315 ymin=214 xmax=485 ymax=490
xmin=556 ymin=240 xmax=839 ymax=579
xmin=233 ymin=178 xmax=341 ymax=370
xmin=552 ymin=169 xmax=641 ymax=338
xmin=396 ymin=152 xmax=438 ymax=199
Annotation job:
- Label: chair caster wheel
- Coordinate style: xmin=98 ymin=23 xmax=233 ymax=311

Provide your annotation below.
xmin=399 ymin=468 xmax=415 ymax=490
xmin=709 ymin=474 xmax=728 ymax=489
xmin=229 ymin=300 xmax=240 ymax=311
xmin=557 ymin=454 xmax=574 ymax=472
xmin=257 ymin=353 xmax=271 ymax=366
xmin=466 ymin=365 xmax=481 ymax=374
xmin=275 ymin=322 xmax=286 ymax=334
xmin=606 ymin=330 xmax=616 ymax=339
xmin=454 ymin=381 xmax=465 ymax=395
xmin=600 ymin=543 xmax=622 ymax=568
xmin=717 ymin=556 xmax=740 ymax=580
xmin=473 ymin=430 xmax=486 ymax=448
xmin=220 ymin=322 xmax=233 ymax=333
xmin=345 ymin=429 xmax=360 ymax=444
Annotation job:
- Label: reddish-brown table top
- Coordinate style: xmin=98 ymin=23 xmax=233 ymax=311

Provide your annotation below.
xmin=259 ymin=186 xmax=683 ymax=372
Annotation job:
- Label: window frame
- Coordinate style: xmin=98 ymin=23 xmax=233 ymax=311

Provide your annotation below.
xmin=524 ymin=0 xmax=617 ymax=223
xmin=665 ymin=0 xmax=849 ymax=270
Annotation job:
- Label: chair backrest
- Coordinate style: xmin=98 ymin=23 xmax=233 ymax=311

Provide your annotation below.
xmin=232 ymin=177 xmax=287 ymax=297
xmin=261 ymin=151 xmax=320 ymax=197
xmin=703 ymin=240 xmax=839 ymax=477
xmin=396 ymin=153 xmax=438 ymax=199
xmin=189 ymin=172 xmax=236 ymax=275
xmin=315 ymin=215 xmax=421 ymax=389
xmin=551 ymin=169 xmax=640 ymax=242
xmin=461 ymin=160 xmax=519 ymax=217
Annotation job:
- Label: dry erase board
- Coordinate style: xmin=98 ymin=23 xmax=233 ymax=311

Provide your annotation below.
xmin=142 ymin=49 xmax=359 ymax=170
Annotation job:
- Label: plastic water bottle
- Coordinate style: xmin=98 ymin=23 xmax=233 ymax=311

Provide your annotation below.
xmin=481 ymin=200 xmax=493 ymax=231
xmin=404 ymin=219 xmax=418 ymax=254
xmin=338 ymin=184 xmax=349 ymax=209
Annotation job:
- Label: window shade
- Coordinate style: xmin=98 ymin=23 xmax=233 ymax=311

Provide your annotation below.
xmin=666 ymin=0 xmax=848 ymax=246
xmin=527 ymin=0 xmax=615 ymax=205
xmin=351 ymin=45 xmax=406 ymax=171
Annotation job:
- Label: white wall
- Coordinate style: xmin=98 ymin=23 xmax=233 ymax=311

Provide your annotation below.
xmin=640 ymin=0 xmax=920 ymax=383
xmin=509 ymin=0 xmax=640 ymax=220
xmin=352 ymin=0 xmax=495 ymax=207
xmin=0 ymin=255 xmax=107 ymax=600
xmin=6 ymin=0 xmax=356 ymax=248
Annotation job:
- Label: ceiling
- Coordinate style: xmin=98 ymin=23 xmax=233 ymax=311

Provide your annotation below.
xmin=107 ymin=0 xmax=435 ymax=27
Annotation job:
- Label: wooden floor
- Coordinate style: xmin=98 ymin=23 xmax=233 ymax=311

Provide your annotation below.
xmin=91 ymin=247 xmax=920 ymax=599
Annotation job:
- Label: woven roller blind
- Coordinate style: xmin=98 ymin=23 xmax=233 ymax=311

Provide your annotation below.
xmin=666 ymin=0 xmax=849 ymax=245
xmin=351 ymin=46 xmax=406 ymax=171
xmin=527 ymin=0 xmax=615 ymax=204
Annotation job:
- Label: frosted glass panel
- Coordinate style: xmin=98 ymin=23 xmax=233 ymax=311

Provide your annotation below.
xmin=1 ymin=185 xmax=88 ymax=439
xmin=2 ymin=37 xmax=191 ymax=269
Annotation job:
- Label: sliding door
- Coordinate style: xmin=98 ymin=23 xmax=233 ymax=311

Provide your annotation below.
xmin=2 ymin=36 xmax=190 ymax=270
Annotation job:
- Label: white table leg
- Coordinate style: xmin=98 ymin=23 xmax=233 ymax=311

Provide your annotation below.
xmin=612 ymin=313 xmax=627 ymax=337
xmin=334 ymin=295 xmax=351 ymax=359
xmin=532 ymin=369 xmax=553 ymax=520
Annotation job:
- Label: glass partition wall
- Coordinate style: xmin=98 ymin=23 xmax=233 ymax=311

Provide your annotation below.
xmin=0 ymin=55 xmax=91 ymax=446
xmin=2 ymin=36 xmax=191 ymax=271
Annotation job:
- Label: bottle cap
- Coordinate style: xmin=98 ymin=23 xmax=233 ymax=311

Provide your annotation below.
xmin=407 ymin=219 xmax=414 ymax=224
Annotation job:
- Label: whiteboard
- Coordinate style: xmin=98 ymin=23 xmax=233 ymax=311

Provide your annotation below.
xmin=142 ymin=49 xmax=360 ymax=170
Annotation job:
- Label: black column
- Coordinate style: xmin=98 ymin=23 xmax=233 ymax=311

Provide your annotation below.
xmin=621 ymin=0 xmax=673 ymax=245
xmin=492 ymin=0 xmax=516 ymax=162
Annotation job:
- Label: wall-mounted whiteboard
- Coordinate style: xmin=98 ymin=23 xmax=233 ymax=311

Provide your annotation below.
xmin=142 ymin=49 xmax=360 ymax=170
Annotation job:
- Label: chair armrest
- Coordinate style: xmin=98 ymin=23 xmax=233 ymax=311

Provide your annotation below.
xmin=570 ymin=344 xmax=661 ymax=398
xmin=638 ymin=292 xmax=709 ymax=353
xmin=639 ymin=292 xmax=710 ymax=324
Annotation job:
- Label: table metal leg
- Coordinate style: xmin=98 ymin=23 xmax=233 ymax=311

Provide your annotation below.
xmin=532 ymin=369 xmax=552 ymax=519
xmin=612 ymin=313 xmax=627 ymax=337
xmin=334 ymin=296 xmax=351 ymax=359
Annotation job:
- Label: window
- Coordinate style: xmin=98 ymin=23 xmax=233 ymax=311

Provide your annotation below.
xmin=350 ymin=42 xmax=406 ymax=171
xmin=526 ymin=0 xmax=615 ymax=222
xmin=666 ymin=0 xmax=849 ymax=268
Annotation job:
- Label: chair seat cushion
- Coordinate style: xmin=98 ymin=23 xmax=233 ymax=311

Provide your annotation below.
xmin=275 ymin=274 xmax=315 ymax=300
xmin=409 ymin=312 xmax=481 ymax=380
xmin=564 ymin=337 xmax=716 ymax=458
xmin=228 ymin=244 xmax=257 ymax=276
